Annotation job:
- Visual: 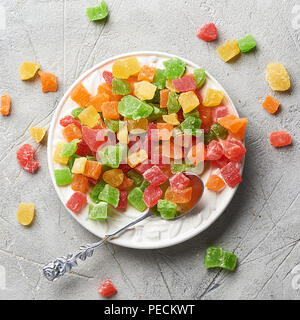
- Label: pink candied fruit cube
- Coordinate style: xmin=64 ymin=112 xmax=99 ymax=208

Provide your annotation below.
xmin=116 ymin=191 xmax=128 ymax=211
xmin=98 ymin=279 xmax=117 ymax=297
xmin=211 ymin=155 xmax=230 ymax=169
xmin=169 ymin=173 xmax=190 ymax=192
xmin=143 ymin=165 xmax=168 ymax=186
xmin=102 ymin=71 xmax=113 ymax=86
xmin=135 ymin=159 xmax=152 ymax=174
xmin=66 ymin=192 xmax=87 ymax=214
xmin=212 ymin=106 xmax=229 ymax=122
xmin=172 ymin=75 xmax=197 ymax=92
xmin=59 ymin=115 xmax=82 ymax=129
xmin=221 ymin=139 xmax=246 ymax=161
xmin=220 ymin=162 xmax=242 ymax=188
xmin=197 ymin=23 xmax=218 ymax=42
xmin=206 ymin=140 xmax=224 ymax=161
xmin=269 ymin=130 xmax=292 ymax=148
xmin=143 ymin=185 xmax=162 ymax=208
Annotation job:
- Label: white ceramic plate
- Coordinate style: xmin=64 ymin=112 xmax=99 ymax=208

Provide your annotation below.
xmin=48 ymin=51 xmax=243 ymax=249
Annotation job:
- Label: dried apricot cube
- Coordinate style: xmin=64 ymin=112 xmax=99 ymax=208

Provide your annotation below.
xmin=138 ymin=65 xmax=156 ymax=82
xmin=17 ymin=203 xmax=35 ymax=226
xmin=0 ymin=94 xmax=11 ymax=116
xmin=62 ymin=123 xmax=82 ymax=142
xmin=70 ymin=83 xmax=91 ymax=107
xmin=203 ymin=88 xmax=224 ymax=107
xmin=217 ymin=40 xmax=240 ymax=62
xmin=83 ymin=160 xmax=102 ymax=180
xmin=38 ymin=71 xmax=58 ymax=93
xmin=19 ymin=62 xmax=40 ymax=80
xmin=206 ymin=175 xmax=225 ymax=191
xmin=78 ymin=106 xmax=100 ymax=128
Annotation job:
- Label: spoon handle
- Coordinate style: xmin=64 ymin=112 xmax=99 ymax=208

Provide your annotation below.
xmin=43 ymin=210 xmax=151 ymax=281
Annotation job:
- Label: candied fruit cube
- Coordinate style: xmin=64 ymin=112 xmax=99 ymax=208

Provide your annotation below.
xmin=143 ymin=165 xmax=168 ymax=186
xmin=98 ymin=145 xmax=123 ymax=168
xmin=103 ymin=70 xmax=113 ymax=85
xmin=134 ymin=81 xmax=157 ymax=101
xmin=221 ymin=139 xmax=246 ymax=161
xmin=112 ymin=78 xmax=131 ymax=95
xmin=53 ymin=141 xmax=69 ymax=165
xmin=126 ymin=118 xmax=148 ymax=133
xmin=83 ymin=160 xmax=102 ymax=180
xmin=143 ymin=185 xmax=162 ymax=208
xmin=72 ymin=157 xmax=87 ymax=174
xmin=180 ymin=116 xmax=202 ymax=136
xmin=62 ymin=123 xmax=82 ymax=142
xmin=266 ymin=63 xmax=290 ymax=91
xmin=112 ymin=57 xmax=140 ymax=79
xmin=86 ymin=1 xmax=108 ymax=21
xmin=98 ymin=279 xmax=117 ymax=297
xmin=29 ymin=127 xmax=47 ymax=143
xmin=127 ymin=169 xmax=144 ymax=187
xmin=70 ymin=83 xmax=91 ymax=107
xmin=167 ymin=90 xmax=181 ymax=114
xmin=212 ymin=105 xmax=229 ymax=122
xmin=78 ymin=106 xmax=100 ymax=128
xmin=178 ymin=91 xmax=200 ymax=113
xmin=19 ymin=62 xmax=40 ymax=80
xmin=206 ymin=175 xmax=225 ymax=191
xmin=262 ymin=95 xmax=280 ymax=114
xmin=162 ymin=113 xmax=180 ymax=125
xmin=197 ymin=105 xmax=212 ymax=127
xmin=217 ymin=40 xmax=240 ymax=62
xmin=54 ymin=168 xmax=73 ymax=186
xmin=102 ymin=101 xmax=120 ymax=120
xmin=206 ymin=140 xmax=224 ymax=160
xmin=90 ymin=181 xmax=106 ymax=203
xmin=103 ymin=169 xmax=124 ymax=187
xmin=118 ymin=176 xmax=134 ymax=191
xmin=88 ymin=202 xmax=108 ymax=221
xmin=187 ymin=143 xmax=206 ymax=166
xmin=116 ymin=191 xmax=128 ymax=211
xmin=117 ymin=122 xmax=129 ymax=144
xmin=204 ymin=247 xmax=237 ymax=271
xmin=220 ymin=162 xmax=242 ymax=188
xmin=128 ymin=149 xmax=148 ymax=168
xmin=163 ymin=58 xmax=186 ymax=80
xmin=237 ymin=34 xmax=256 ymax=53
xmin=194 ymin=68 xmax=206 ymax=89
xmin=82 ymin=126 xmax=107 ymax=153
xmin=169 ymin=173 xmax=190 ymax=191
xmin=153 ymin=69 xmax=167 ymax=89
xmin=0 ymin=94 xmax=11 ymax=116
xmin=61 ymin=139 xmax=79 ymax=157
xmin=197 ymin=23 xmax=217 ymax=42
xmin=71 ymin=174 xmax=89 ymax=193
xmin=172 ymin=75 xmax=197 ymax=92
xmin=160 ymin=89 xmax=170 ymax=108
xmin=138 ymin=65 xmax=156 ymax=82
xmin=98 ymin=184 xmax=120 ymax=208
xmin=128 ymin=187 xmax=147 ymax=212
xmin=203 ymin=88 xmax=224 ymax=107
xmin=269 ymin=130 xmax=292 ymax=147
xmin=17 ymin=203 xmax=35 ymax=226
xmin=157 ymin=122 xmax=174 ymax=140
xmin=86 ymin=93 xmax=110 ymax=112
xmin=60 ymin=115 xmax=82 ymax=129
xmin=157 ymin=200 xmax=177 ymax=219
xmin=66 ymin=192 xmax=87 ymax=213
xmin=38 ymin=71 xmax=58 ymax=93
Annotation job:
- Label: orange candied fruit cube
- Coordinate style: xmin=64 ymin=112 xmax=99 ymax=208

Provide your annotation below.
xmin=71 ymin=174 xmax=89 ymax=193
xmin=187 ymin=142 xmax=206 ymax=165
xmin=217 ymin=114 xmax=238 ymax=130
xmin=198 ymin=105 xmax=212 ymax=127
xmin=157 ymin=122 xmax=173 ymax=140
xmin=262 ymin=95 xmax=280 ymax=114
xmin=138 ymin=65 xmax=156 ymax=82
xmin=101 ymin=101 xmax=120 ymax=119
xmin=83 ymin=160 xmax=102 ymax=180
xmin=126 ymin=76 xmax=138 ymax=94
xmin=206 ymin=175 xmax=225 ymax=192
xmin=0 ymin=94 xmax=11 ymax=116
xmin=162 ymin=141 xmax=184 ymax=160
xmin=229 ymin=118 xmax=248 ymax=140
xmin=165 ymin=186 xmax=192 ymax=204
xmin=118 ymin=176 xmax=134 ymax=190
xmin=160 ymin=89 xmax=170 ymax=108
xmin=97 ymin=83 xmax=122 ymax=101
xmin=62 ymin=123 xmax=82 ymax=142
xmin=86 ymin=93 xmax=110 ymax=112
xmin=70 ymin=83 xmax=91 ymax=107
xmin=38 ymin=71 xmax=58 ymax=93
xmin=92 ymin=118 xmax=106 ymax=129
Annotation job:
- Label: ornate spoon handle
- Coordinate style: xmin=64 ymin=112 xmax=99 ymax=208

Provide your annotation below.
xmin=43 ymin=210 xmax=151 ymax=281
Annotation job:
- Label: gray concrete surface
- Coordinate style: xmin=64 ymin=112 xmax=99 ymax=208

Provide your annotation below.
xmin=0 ymin=0 xmax=300 ymax=300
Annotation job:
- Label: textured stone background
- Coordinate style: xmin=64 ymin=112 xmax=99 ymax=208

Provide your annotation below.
xmin=0 ymin=0 xmax=300 ymax=300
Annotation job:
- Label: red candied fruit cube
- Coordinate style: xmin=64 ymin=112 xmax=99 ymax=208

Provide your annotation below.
xmin=269 ymin=130 xmax=292 ymax=148
xmin=16 ymin=144 xmax=40 ymax=173
xmin=75 ymin=140 xmax=91 ymax=157
xmin=119 ymin=163 xmax=132 ymax=174
xmin=143 ymin=185 xmax=162 ymax=208
xmin=135 ymin=159 xmax=152 ymax=174
xmin=98 ymin=279 xmax=117 ymax=297
xmin=194 ymin=90 xmax=203 ymax=105
xmin=102 ymin=71 xmax=113 ymax=86
xmin=197 ymin=23 xmax=218 ymax=42
xmin=221 ymin=139 xmax=246 ymax=161
xmin=66 ymin=192 xmax=87 ymax=214
xmin=143 ymin=165 xmax=168 ymax=186
xmin=220 ymin=162 xmax=242 ymax=188
xmin=169 ymin=173 xmax=190 ymax=191
xmin=206 ymin=140 xmax=224 ymax=161
xmin=172 ymin=75 xmax=197 ymax=92
xmin=212 ymin=105 xmax=228 ymax=122
xmin=116 ymin=191 xmax=128 ymax=211
xmin=211 ymin=155 xmax=230 ymax=169
xmin=82 ymin=126 xmax=107 ymax=152
xmin=59 ymin=115 xmax=82 ymax=129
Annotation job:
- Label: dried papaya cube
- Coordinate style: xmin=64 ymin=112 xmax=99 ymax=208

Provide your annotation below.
xmin=221 ymin=139 xmax=246 ymax=161
xmin=19 ymin=62 xmax=40 ymax=80
xmin=206 ymin=175 xmax=226 ymax=191
xmin=229 ymin=119 xmax=248 ymax=140
xmin=78 ymin=106 xmax=100 ymax=128
xmin=262 ymin=95 xmax=280 ymax=114
xmin=29 ymin=127 xmax=47 ymax=143
xmin=72 ymin=157 xmax=87 ymax=174
xmin=70 ymin=83 xmax=91 ymax=107
xmin=38 ymin=71 xmax=58 ymax=93
xmin=83 ymin=160 xmax=102 ymax=180
xmin=60 ymin=115 xmax=82 ymax=129
xmin=17 ymin=203 xmax=35 ymax=226
xmin=160 ymin=89 xmax=170 ymax=108
xmin=266 ymin=63 xmax=290 ymax=91
xmin=134 ymin=81 xmax=157 ymax=100
xmin=269 ymin=130 xmax=292 ymax=147
xmin=172 ymin=75 xmax=197 ymax=92
xmin=103 ymin=169 xmax=124 ymax=187
xmin=128 ymin=149 xmax=148 ymax=168
xmin=138 ymin=65 xmax=156 ymax=82
xmin=216 ymin=40 xmax=240 ymax=62
xmin=206 ymin=140 xmax=224 ymax=160
xmin=71 ymin=174 xmax=89 ymax=193
xmin=118 ymin=176 xmax=134 ymax=190
xmin=0 ymin=94 xmax=11 ymax=116
xmin=197 ymin=23 xmax=218 ymax=42
xmin=203 ymin=88 xmax=224 ymax=107
xmin=187 ymin=143 xmax=206 ymax=165
xmin=62 ymin=123 xmax=82 ymax=142
xmin=66 ymin=192 xmax=87 ymax=214
xmin=53 ymin=141 xmax=69 ymax=165
xmin=212 ymin=105 xmax=229 ymax=122
xmin=157 ymin=123 xmax=174 ymax=140
xmin=178 ymin=91 xmax=200 ymax=113
xmin=227 ymin=118 xmax=248 ymax=134
xmin=86 ymin=93 xmax=110 ymax=112
xmin=54 ymin=168 xmax=73 ymax=186
xmin=97 ymin=82 xmax=113 ymax=95
xmin=102 ymin=101 xmax=120 ymax=119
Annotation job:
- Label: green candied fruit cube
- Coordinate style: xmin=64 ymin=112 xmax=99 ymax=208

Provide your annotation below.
xmin=237 ymin=34 xmax=256 ymax=53
xmin=71 ymin=107 xmax=84 ymax=119
xmin=88 ymin=202 xmax=108 ymax=221
xmin=61 ymin=139 xmax=79 ymax=157
xmin=157 ymin=200 xmax=177 ymax=220
xmin=140 ymin=179 xmax=150 ymax=192
xmin=128 ymin=187 xmax=147 ymax=212
xmin=90 ymin=181 xmax=106 ymax=204
xmin=171 ymin=161 xmax=187 ymax=174
xmin=54 ymin=168 xmax=72 ymax=186
xmin=132 ymin=101 xmax=153 ymax=120
xmin=163 ymin=57 xmax=186 ymax=80
xmin=127 ymin=169 xmax=143 ymax=187
xmin=68 ymin=154 xmax=80 ymax=170
xmin=193 ymin=68 xmax=206 ymax=89
xmin=183 ymin=109 xmax=200 ymax=119
xmin=104 ymin=119 xmax=120 ymax=133
xmin=98 ymin=145 xmax=123 ymax=168
xmin=180 ymin=116 xmax=202 ymax=136
xmin=167 ymin=91 xmax=181 ymax=114
xmin=112 ymin=78 xmax=131 ymax=95
xmin=210 ymin=123 xmax=228 ymax=140
xmin=146 ymin=88 xmax=160 ymax=104
xmin=98 ymin=184 xmax=120 ymax=208
xmin=153 ymin=69 xmax=167 ymax=89
xmin=204 ymin=129 xmax=217 ymax=145
xmin=148 ymin=104 xmax=167 ymax=121
xmin=204 ymin=247 xmax=237 ymax=271
xmin=86 ymin=1 xmax=108 ymax=21
xmin=118 ymin=95 xmax=153 ymax=120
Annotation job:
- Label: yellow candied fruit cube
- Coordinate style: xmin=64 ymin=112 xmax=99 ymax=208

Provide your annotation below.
xmin=112 ymin=59 xmax=131 ymax=79
xmin=78 ymin=106 xmax=100 ymax=128
xmin=117 ymin=122 xmax=129 ymax=144
xmin=134 ymin=81 xmax=157 ymax=100
xmin=53 ymin=141 xmax=69 ymax=165
xmin=163 ymin=113 xmax=180 ymax=125
xmin=17 ymin=203 xmax=35 ymax=226
xmin=266 ymin=63 xmax=290 ymax=91
xmin=126 ymin=57 xmax=141 ymax=76
xmin=127 ymin=149 xmax=148 ymax=168
xmin=126 ymin=118 xmax=148 ymax=133
xmin=19 ymin=62 xmax=40 ymax=80
xmin=72 ymin=157 xmax=87 ymax=174
xmin=216 ymin=40 xmax=240 ymax=62
xmin=29 ymin=127 xmax=47 ymax=143
xmin=165 ymin=79 xmax=179 ymax=92
xmin=178 ymin=91 xmax=200 ymax=113
xmin=203 ymin=88 xmax=224 ymax=107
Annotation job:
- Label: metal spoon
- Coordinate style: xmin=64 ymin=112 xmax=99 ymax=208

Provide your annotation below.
xmin=43 ymin=173 xmax=204 ymax=281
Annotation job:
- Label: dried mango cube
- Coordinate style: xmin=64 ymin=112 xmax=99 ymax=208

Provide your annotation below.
xmin=266 ymin=63 xmax=290 ymax=91
xmin=178 ymin=91 xmax=200 ymax=113
xmin=0 ymin=94 xmax=11 ymax=116
xmin=128 ymin=149 xmax=148 ymax=168
xmin=217 ymin=40 xmax=240 ymax=62
xmin=138 ymin=65 xmax=156 ymax=82
xmin=72 ymin=157 xmax=87 ymax=174
xmin=262 ymin=95 xmax=280 ymax=114
xmin=117 ymin=122 xmax=129 ymax=144
xmin=29 ymin=127 xmax=47 ymax=143
xmin=19 ymin=62 xmax=40 ymax=80
xmin=38 ymin=71 xmax=58 ymax=93
xmin=163 ymin=57 xmax=186 ymax=80
xmin=54 ymin=168 xmax=73 ymax=186
xmin=53 ymin=141 xmax=69 ymax=165
xmin=103 ymin=169 xmax=124 ymax=187
xmin=203 ymin=88 xmax=224 ymax=107
xmin=70 ymin=83 xmax=91 ymax=107
xmin=86 ymin=1 xmax=108 ymax=21
xmin=134 ymin=81 xmax=157 ymax=100
xmin=78 ymin=106 xmax=100 ymax=128
xmin=163 ymin=113 xmax=180 ymax=125
xmin=83 ymin=160 xmax=102 ymax=180
xmin=62 ymin=123 xmax=82 ymax=142
xmin=17 ymin=203 xmax=35 ymax=226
